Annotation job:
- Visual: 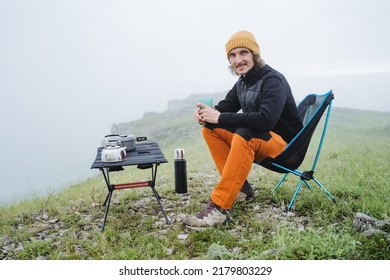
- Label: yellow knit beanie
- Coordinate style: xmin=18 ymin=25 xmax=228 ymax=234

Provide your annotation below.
xmin=225 ymin=30 xmax=260 ymax=57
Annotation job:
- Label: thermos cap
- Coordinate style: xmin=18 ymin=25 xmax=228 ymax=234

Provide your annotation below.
xmin=174 ymin=148 xmax=185 ymax=160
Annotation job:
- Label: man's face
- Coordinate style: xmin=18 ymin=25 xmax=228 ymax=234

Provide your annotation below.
xmin=228 ymin=47 xmax=255 ymax=76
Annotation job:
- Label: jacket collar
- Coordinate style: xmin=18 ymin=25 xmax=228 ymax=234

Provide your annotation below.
xmin=240 ymin=65 xmax=266 ymax=86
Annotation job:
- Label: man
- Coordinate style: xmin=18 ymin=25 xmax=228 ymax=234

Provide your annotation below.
xmin=183 ymin=30 xmax=303 ymax=228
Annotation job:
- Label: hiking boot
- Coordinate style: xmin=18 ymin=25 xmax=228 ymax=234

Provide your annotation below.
xmin=183 ymin=200 xmax=232 ymax=228
xmin=235 ymin=181 xmax=255 ymax=203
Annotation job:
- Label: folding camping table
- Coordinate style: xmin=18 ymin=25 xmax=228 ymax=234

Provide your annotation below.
xmin=90 ymin=142 xmax=169 ymax=231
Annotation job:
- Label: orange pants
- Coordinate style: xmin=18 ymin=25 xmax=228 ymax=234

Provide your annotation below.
xmin=203 ymin=127 xmax=287 ymax=209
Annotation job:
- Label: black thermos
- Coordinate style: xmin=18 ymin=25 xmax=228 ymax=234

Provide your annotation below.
xmin=174 ymin=148 xmax=188 ymax=193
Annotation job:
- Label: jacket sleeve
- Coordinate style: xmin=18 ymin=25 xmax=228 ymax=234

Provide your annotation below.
xmin=214 ymin=85 xmax=242 ymax=113
xmin=218 ymin=77 xmax=287 ymax=132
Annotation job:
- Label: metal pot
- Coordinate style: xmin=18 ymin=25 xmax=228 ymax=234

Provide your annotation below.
xmin=119 ymin=134 xmax=147 ymax=151
xmin=101 ymin=145 xmax=126 ymax=162
xmin=101 ymin=134 xmax=122 ymax=147
xmin=101 ymin=134 xmax=147 ymax=151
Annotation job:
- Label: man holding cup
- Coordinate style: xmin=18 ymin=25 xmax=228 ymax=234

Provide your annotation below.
xmin=184 ymin=30 xmax=303 ymax=228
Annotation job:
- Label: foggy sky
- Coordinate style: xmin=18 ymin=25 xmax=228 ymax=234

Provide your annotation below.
xmin=1 ymin=0 xmax=389 ymax=204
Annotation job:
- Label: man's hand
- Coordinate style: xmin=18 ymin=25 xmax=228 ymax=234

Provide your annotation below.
xmin=195 ymin=103 xmax=220 ymax=125
xmin=194 ymin=105 xmax=205 ymax=125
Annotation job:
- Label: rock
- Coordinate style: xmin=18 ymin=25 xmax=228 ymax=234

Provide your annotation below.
xmin=353 ymin=212 xmax=390 ymax=232
xmin=353 ymin=212 xmax=390 ymax=239
xmin=48 ymin=219 xmax=59 ymax=224
xmin=15 ymin=243 xmax=24 ymax=253
xmin=362 ymin=228 xmax=389 ymax=237
xmin=165 ymin=248 xmax=173 ymax=255
xmin=259 ymin=248 xmax=281 ymax=257
xmin=177 ymin=233 xmax=188 ymax=240
xmin=286 ymin=211 xmax=295 ymax=217
xmin=73 ymin=245 xmax=86 ymax=254
xmin=0 ymin=235 xmax=13 ymax=246
xmin=176 ymin=213 xmax=187 ymax=221
xmin=298 ymin=224 xmax=305 ymax=232
xmin=3 ymin=243 xmax=15 ymax=252
xmin=134 ymin=197 xmax=152 ymax=208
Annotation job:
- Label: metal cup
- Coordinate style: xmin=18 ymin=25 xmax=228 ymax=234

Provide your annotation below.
xmin=198 ymin=97 xmax=213 ymax=109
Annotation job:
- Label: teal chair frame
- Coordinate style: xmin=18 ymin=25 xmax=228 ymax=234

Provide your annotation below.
xmin=256 ymin=90 xmax=336 ymax=210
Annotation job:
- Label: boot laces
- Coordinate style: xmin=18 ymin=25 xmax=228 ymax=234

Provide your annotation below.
xmin=195 ymin=200 xmax=231 ymax=221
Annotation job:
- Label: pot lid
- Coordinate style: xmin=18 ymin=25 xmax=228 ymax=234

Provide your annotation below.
xmin=120 ymin=134 xmax=136 ymax=140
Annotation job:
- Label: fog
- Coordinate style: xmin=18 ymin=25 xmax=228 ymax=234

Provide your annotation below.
xmin=1 ymin=0 xmax=389 ymax=205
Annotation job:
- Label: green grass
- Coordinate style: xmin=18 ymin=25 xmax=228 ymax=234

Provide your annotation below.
xmin=1 ymin=106 xmax=389 ymax=260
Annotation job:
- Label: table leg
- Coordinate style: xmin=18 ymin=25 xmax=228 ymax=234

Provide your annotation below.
xmin=101 ymin=168 xmax=112 ymax=207
xmin=150 ymin=164 xmax=170 ymax=225
xmin=99 ymin=164 xmax=170 ymax=231
xmin=101 ymin=188 xmax=113 ymax=232
xmin=100 ymin=168 xmax=114 ymax=231
xmin=102 ymin=193 xmax=110 ymax=207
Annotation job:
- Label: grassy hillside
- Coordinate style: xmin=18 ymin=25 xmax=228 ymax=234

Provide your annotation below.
xmin=1 ymin=106 xmax=389 ymax=260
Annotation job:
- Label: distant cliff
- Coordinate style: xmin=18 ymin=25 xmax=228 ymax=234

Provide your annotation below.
xmin=111 ymin=91 xmax=227 ymax=135
xmin=167 ymin=91 xmax=227 ymax=113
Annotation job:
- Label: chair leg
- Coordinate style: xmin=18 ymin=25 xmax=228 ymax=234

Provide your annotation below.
xmin=273 ymin=172 xmax=336 ymax=210
xmin=312 ymin=177 xmax=336 ymax=203
xmin=288 ymin=179 xmax=304 ymax=210
xmin=302 ymin=180 xmax=312 ymax=190
xmin=273 ymin=173 xmax=289 ymax=192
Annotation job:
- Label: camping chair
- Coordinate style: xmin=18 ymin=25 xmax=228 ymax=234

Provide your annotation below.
xmin=255 ymin=89 xmax=336 ymax=210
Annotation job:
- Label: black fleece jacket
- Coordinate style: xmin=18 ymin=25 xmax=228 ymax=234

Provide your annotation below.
xmin=215 ymin=65 xmax=303 ymax=143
